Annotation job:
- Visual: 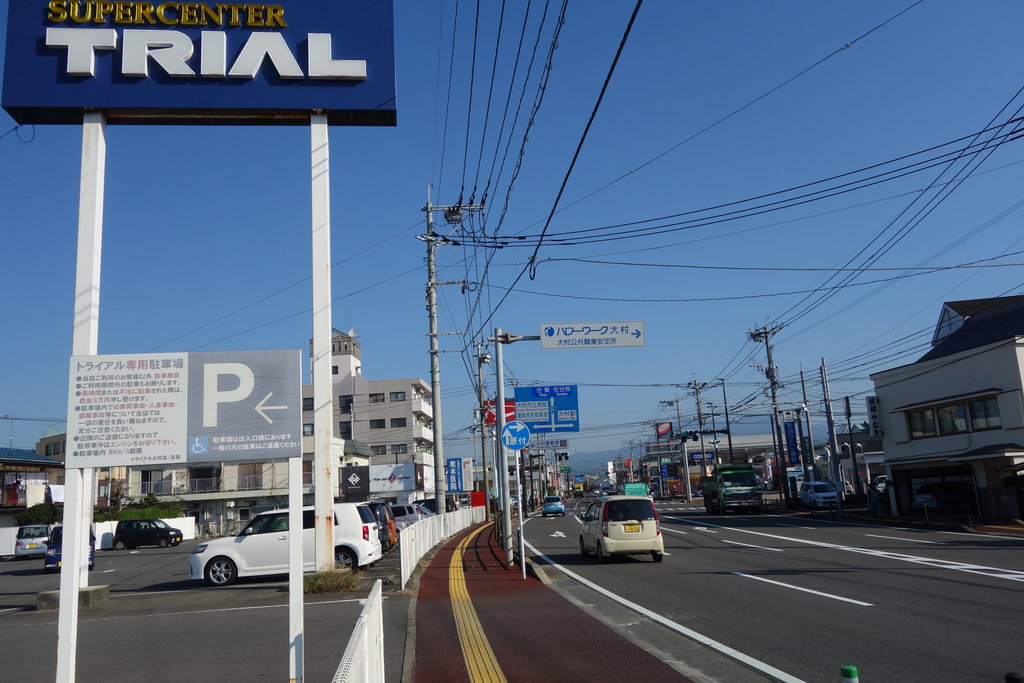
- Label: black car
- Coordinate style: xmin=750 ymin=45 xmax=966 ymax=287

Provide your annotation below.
xmin=112 ymin=519 xmax=183 ymax=550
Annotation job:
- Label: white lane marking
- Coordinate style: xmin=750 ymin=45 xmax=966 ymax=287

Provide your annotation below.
xmin=525 ymin=541 xmax=805 ymax=683
xmin=722 ymin=539 xmax=783 ymax=552
xmin=775 ymin=523 xmax=814 ymax=529
xmin=662 ymin=527 xmax=688 ymax=535
xmin=733 ymin=572 xmax=873 ymax=606
xmin=550 ymin=531 xmax=566 ymax=538
xmin=673 ymin=518 xmax=1024 ymax=583
xmin=865 ymin=534 xmax=944 ymax=545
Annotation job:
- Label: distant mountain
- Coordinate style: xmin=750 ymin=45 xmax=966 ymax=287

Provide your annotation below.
xmin=566 ymin=449 xmax=620 ymax=478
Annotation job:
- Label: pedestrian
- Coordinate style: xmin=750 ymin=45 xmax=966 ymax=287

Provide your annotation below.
xmin=868 ymin=482 xmax=882 ymax=517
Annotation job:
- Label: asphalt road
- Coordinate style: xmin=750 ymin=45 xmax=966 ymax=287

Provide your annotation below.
xmin=0 ymin=541 xmax=407 ymax=682
xmin=524 ymin=497 xmax=1024 ymax=683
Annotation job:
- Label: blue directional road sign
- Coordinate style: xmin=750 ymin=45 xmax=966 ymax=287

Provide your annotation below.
xmin=501 ymin=421 xmax=532 ymax=450
xmin=514 ymin=385 xmax=579 ymax=433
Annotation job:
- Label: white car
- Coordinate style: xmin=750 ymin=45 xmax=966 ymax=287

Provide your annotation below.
xmin=579 ymin=495 xmax=664 ymax=563
xmin=188 ymin=503 xmax=380 ymax=586
xmin=799 ymin=481 xmax=838 ymax=509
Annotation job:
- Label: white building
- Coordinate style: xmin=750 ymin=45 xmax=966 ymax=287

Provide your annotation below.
xmin=870 ymin=296 xmax=1024 ymax=519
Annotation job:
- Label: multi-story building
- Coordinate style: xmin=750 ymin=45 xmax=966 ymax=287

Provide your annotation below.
xmin=870 ymin=296 xmax=1024 ymax=520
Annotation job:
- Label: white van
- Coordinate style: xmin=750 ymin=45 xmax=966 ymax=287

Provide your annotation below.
xmin=188 ymin=503 xmax=380 ymax=586
xmin=579 ymin=495 xmax=664 ymax=563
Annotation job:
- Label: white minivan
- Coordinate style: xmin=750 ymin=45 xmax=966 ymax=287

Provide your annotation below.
xmin=579 ymin=495 xmax=664 ymax=563
xmin=188 ymin=503 xmax=380 ymax=586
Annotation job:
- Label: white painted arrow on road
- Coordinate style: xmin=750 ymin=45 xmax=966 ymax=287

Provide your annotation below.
xmin=550 ymin=531 xmax=566 ymax=538
xmin=692 ymin=527 xmax=718 ymax=534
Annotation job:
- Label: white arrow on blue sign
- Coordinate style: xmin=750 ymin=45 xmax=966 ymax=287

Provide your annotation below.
xmin=501 ymin=421 xmax=532 ymax=450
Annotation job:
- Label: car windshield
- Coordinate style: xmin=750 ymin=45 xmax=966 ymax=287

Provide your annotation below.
xmin=152 ymin=519 xmax=170 ymax=529
xmin=811 ymin=483 xmax=835 ymax=493
xmin=544 ymin=497 xmax=561 ymax=503
xmin=18 ymin=527 xmax=48 ymax=539
xmin=607 ymin=500 xmax=655 ymax=522
xmin=722 ymin=472 xmax=759 ymax=487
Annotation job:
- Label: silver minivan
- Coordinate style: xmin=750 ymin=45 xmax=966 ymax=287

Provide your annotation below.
xmin=579 ymin=495 xmax=664 ymax=563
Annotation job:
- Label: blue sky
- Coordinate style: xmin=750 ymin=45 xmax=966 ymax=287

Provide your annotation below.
xmin=3 ymin=1 xmax=1024 ymax=466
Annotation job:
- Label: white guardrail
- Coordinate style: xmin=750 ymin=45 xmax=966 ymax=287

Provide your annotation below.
xmin=332 ymin=579 xmax=384 ymax=683
xmin=335 ymin=506 xmax=487 ymax=683
xmin=399 ymin=506 xmax=485 ymax=590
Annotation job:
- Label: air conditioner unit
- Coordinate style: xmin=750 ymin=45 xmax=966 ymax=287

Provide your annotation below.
xmin=225 ymin=500 xmax=235 ymax=508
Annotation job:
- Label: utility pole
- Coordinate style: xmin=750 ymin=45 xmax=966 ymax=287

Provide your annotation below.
xmin=750 ymin=323 xmax=789 ymax=504
xmin=687 ymin=381 xmax=708 ymax=461
xmin=799 ymin=368 xmax=816 ymax=478
xmin=421 ymin=191 xmax=483 ymax=518
xmin=476 ymin=345 xmax=492 ymax=520
xmin=660 ymin=399 xmax=691 ymax=502
xmin=820 ymin=358 xmax=844 ymax=514
xmin=718 ymin=379 xmax=735 ymax=461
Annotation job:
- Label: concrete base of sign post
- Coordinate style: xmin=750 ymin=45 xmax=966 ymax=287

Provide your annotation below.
xmin=37 ymin=585 xmax=110 ymax=611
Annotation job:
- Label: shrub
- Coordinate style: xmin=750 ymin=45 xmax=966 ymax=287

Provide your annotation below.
xmin=15 ymin=503 xmax=62 ymax=526
xmin=304 ymin=569 xmax=358 ymax=594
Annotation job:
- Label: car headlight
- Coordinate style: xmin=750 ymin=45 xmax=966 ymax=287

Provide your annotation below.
xmin=46 ymin=548 xmax=56 ymax=556
xmin=192 ymin=544 xmax=208 ymax=554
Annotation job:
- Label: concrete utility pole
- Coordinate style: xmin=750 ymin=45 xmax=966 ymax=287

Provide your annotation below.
xmin=799 ymin=368 xmax=816 ymax=478
xmin=476 ymin=346 xmax=492 ymax=520
xmin=749 ymin=323 xmax=789 ymax=504
xmin=718 ymin=378 xmax=735 ymax=461
xmin=421 ymin=192 xmax=483 ymax=517
xmin=687 ymin=381 xmax=708 ymax=460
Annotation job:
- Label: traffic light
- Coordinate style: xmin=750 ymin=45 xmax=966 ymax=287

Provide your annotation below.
xmin=680 ymin=430 xmax=699 ymax=441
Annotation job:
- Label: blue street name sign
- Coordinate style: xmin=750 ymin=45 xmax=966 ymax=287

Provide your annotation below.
xmin=500 ymin=421 xmax=531 ymax=450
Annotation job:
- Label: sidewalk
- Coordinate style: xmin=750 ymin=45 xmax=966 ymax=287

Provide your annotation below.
xmin=403 ymin=520 xmax=690 ymax=682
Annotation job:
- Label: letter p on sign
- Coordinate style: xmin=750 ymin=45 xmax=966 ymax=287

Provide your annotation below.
xmin=203 ymin=363 xmax=255 ymax=427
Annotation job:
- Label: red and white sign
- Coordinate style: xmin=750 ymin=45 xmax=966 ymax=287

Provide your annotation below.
xmin=483 ymin=400 xmax=516 ymax=425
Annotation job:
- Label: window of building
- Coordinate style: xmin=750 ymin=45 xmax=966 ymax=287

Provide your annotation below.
xmin=302 ymin=397 xmax=313 ymax=412
xmin=369 ymin=393 xmax=385 ymax=403
xmin=906 ymin=395 xmax=1001 ymax=439
xmin=370 ymin=445 xmax=387 ymax=456
xmin=390 ymin=417 xmax=407 ymax=428
xmin=907 ymin=408 xmax=936 ymax=439
xmin=936 ymin=403 xmax=967 ymax=435
xmin=390 ymin=391 xmax=406 ymax=402
xmin=339 ymin=421 xmax=352 ymax=439
xmin=969 ymin=397 xmax=1001 ymax=430
xmin=332 ymin=366 xmax=338 ymax=375
xmin=339 ymin=395 xmax=353 ymax=414
xmin=391 ymin=443 xmax=408 ymax=455
xmin=303 ymin=423 xmax=314 ymax=437
xmin=302 ymin=460 xmax=312 ymax=484
xmin=369 ymin=419 xmax=386 ymax=429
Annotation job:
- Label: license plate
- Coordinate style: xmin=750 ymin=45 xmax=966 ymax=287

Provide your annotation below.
xmin=27 ymin=543 xmax=38 ymax=549
xmin=623 ymin=524 xmax=640 ymax=533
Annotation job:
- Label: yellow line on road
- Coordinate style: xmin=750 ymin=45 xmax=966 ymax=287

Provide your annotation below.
xmin=450 ymin=523 xmax=507 ymax=683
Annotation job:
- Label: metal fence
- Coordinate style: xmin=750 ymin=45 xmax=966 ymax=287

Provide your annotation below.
xmin=398 ymin=506 xmax=485 ymax=589
xmin=332 ymin=579 xmax=384 ymax=683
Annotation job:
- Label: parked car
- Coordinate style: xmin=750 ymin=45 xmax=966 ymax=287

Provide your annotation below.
xmin=112 ymin=519 xmax=183 ymax=550
xmin=366 ymin=502 xmax=398 ymax=551
xmin=799 ymin=481 xmax=838 ymax=509
xmin=913 ymin=482 xmax=977 ymax=513
xmin=14 ymin=524 xmax=51 ymax=559
xmin=188 ymin=503 xmax=380 ymax=587
xmin=389 ymin=504 xmax=434 ymax=531
xmin=871 ymin=475 xmax=888 ymax=493
xmin=44 ymin=525 xmax=95 ymax=573
xmin=541 ymin=495 xmax=565 ymax=517
xmin=579 ymin=495 xmax=664 ymax=563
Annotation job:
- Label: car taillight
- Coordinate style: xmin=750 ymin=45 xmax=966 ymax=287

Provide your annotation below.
xmin=362 ymin=525 xmax=369 ymax=541
xmin=652 ymin=505 xmax=661 ymax=535
xmin=601 ymin=503 xmax=610 ymax=537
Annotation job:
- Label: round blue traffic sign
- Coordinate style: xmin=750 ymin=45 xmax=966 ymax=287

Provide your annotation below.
xmin=501 ymin=421 xmax=531 ymax=450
